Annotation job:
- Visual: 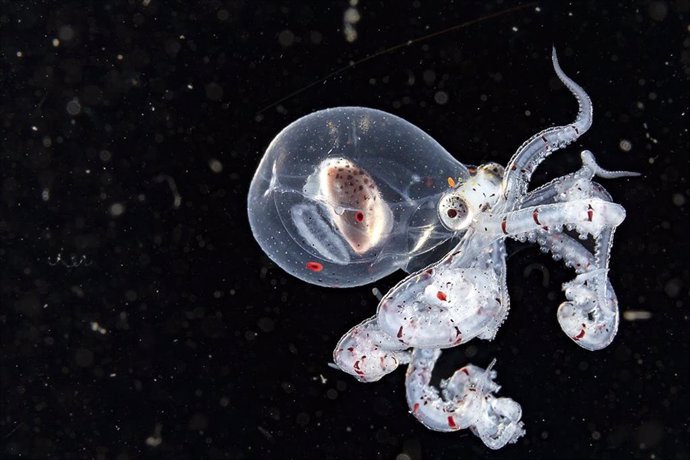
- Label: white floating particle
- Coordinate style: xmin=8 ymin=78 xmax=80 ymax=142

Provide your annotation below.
xmin=618 ymin=139 xmax=632 ymax=152
xmin=209 ymin=158 xmax=223 ymax=173
xmin=66 ymin=99 xmax=81 ymax=115
xmin=622 ymin=310 xmax=652 ymax=321
xmin=672 ymin=193 xmax=686 ymax=206
xmin=110 ymin=203 xmax=125 ymax=217
xmin=434 ymin=91 xmax=449 ymax=105
xmin=90 ymin=321 xmax=107 ymax=334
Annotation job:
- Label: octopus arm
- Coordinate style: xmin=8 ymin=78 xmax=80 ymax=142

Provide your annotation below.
xmin=405 ymin=348 xmax=525 ymax=449
xmin=501 ymin=48 xmax=593 ymax=207
xmin=476 ymin=240 xmax=510 ymax=340
xmin=533 ymin=229 xmax=620 ymax=350
xmin=482 ymin=198 xmax=626 ymax=240
xmin=519 ymin=150 xmax=638 ymax=208
xmin=332 ymin=316 xmax=411 ymax=382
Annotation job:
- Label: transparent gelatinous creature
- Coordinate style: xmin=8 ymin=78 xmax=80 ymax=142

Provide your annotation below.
xmin=247 ymin=49 xmax=637 ymax=449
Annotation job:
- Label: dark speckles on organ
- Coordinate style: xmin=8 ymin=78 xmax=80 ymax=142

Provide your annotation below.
xmin=304 ymin=157 xmax=393 ymax=254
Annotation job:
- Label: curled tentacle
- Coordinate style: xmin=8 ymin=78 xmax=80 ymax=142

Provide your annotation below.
xmin=501 ymin=48 xmax=593 ymax=208
xmin=405 ymin=348 xmax=525 ymax=449
xmin=533 ymin=229 xmax=620 ymax=350
xmin=333 ymin=317 xmax=411 ymax=382
xmin=557 ymin=269 xmax=619 ymax=350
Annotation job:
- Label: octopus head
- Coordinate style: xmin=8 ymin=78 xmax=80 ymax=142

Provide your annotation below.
xmin=438 ymin=163 xmax=504 ymax=232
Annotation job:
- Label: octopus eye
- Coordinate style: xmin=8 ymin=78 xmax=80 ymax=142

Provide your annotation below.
xmin=439 ymin=194 xmax=472 ymax=231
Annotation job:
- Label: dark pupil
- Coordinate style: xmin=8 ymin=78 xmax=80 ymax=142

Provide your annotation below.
xmin=447 ymin=209 xmax=458 ymax=218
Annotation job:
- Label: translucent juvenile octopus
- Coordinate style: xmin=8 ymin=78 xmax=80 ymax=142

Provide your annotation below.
xmin=247 ymin=49 xmax=637 ymax=449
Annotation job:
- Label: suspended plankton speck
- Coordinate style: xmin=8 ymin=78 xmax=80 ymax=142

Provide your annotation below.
xmin=110 ymin=202 xmax=126 ymax=217
xmin=145 ymin=423 xmax=163 ymax=447
xmin=41 ymin=188 xmax=50 ymax=201
xmin=622 ymin=310 xmax=652 ymax=321
xmin=90 ymin=322 xmax=107 ymax=334
xmin=16 ymin=50 xmax=23 ymax=58
xmin=278 ymin=29 xmax=295 ymax=47
xmin=52 ymin=38 xmax=60 ymax=47
xmin=434 ymin=91 xmax=449 ymax=105
xmin=66 ymin=98 xmax=82 ymax=115
xmin=217 ymin=9 xmax=229 ymax=21
xmin=618 ymin=139 xmax=632 ymax=152
xmin=209 ymin=158 xmax=223 ymax=173
xmin=672 ymin=193 xmax=686 ymax=207
xmin=343 ymin=4 xmax=361 ymax=43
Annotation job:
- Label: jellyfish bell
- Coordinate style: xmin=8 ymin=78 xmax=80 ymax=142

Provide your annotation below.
xmin=247 ymin=106 xmax=469 ymax=287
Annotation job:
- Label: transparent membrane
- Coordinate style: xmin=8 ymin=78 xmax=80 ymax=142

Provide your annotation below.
xmin=248 ymin=107 xmax=469 ymax=287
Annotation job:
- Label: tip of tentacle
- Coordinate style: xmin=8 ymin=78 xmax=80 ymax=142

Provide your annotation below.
xmin=476 ymin=358 xmax=500 ymax=394
xmin=580 ymin=150 xmax=642 ymax=179
xmin=550 ymin=46 xmax=593 ymax=134
xmin=550 ymin=47 xmax=570 ymax=85
xmin=551 ymin=46 xmax=564 ymax=77
xmin=486 ymin=358 xmax=498 ymax=373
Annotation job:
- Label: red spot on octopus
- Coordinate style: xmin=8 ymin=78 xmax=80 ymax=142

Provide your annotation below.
xmin=306 ymin=261 xmax=323 ymax=272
